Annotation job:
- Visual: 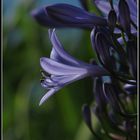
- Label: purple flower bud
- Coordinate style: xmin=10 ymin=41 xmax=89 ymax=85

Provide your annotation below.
xmin=94 ymin=0 xmax=137 ymax=34
xmin=93 ymin=78 xmax=107 ymax=108
xmin=118 ymin=0 xmax=131 ymax=34
xmin=108 ymin=9 xmax=117 ymax=31
xmin=103 ymin=83 xmax=122 ymax=113
xmin=94 ymin=31 xmax=115 ymax=71
xmin=31 ymin=4 xmax=107 ymax=29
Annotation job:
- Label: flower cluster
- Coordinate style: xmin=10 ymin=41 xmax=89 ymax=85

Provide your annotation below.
xmin=31 ymin=0 xmax=137 ymax=139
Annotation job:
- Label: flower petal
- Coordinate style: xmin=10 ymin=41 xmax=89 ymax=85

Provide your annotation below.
xmin=94 ymin=0 xmax=118 ymax=16
xmin=93 ymin=78 xmax=107 ymax=108
xmin=40 ymin=57 xmax=88 ymax=75
xmin=39 ymin=88 xmax=58 ymax=105
xmin=95 ymin=32 xmax=114 ymax=69
xmin=94 ymin=0 xmax=111 ymax=15
xmin=90 ymin=28 xmax=96 ymax=51
xmin=49 ymin=29 xmax=90 ymax=67
xmin=127 ymin=0 xmax=137 ymax=16
xmin=51 ymin=74 xmax=82 ymax=85
xmin=103 ymin=83 xmax=123 ymax=113
xmin=41 ymin=74 xmax=84 ymax=89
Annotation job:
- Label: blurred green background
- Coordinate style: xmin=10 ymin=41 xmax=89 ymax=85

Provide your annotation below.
xmin=3 ymin=0 xmax=97 ymax=140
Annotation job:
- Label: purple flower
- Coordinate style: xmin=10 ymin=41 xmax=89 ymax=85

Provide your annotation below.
xmin=39 ymin=29 xmax=108 ymax=105
xmin=31 ymin=3 xmax=107 ymax=29
xmin=91 ymin=27 xmax=128 ymax=73
xmin=94 ymin=0 xmax=137 ymax=20
xmin=94 ymin=0 xmax=137 ymax=33
xmin=108 ymin=9 xmax=117 ymax=31
xmin=118 ymin=0 xmax=131 ymax=34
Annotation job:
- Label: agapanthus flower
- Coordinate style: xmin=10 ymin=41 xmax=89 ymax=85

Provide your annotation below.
xmin=39 ymin=29 xmax=108 ymax=105
xmin=31 ymin=0 xmax=137 ymax=139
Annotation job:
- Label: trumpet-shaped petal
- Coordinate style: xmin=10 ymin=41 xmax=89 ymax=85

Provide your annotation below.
xmin=39 ymin=29 xmax=108 ymax=105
